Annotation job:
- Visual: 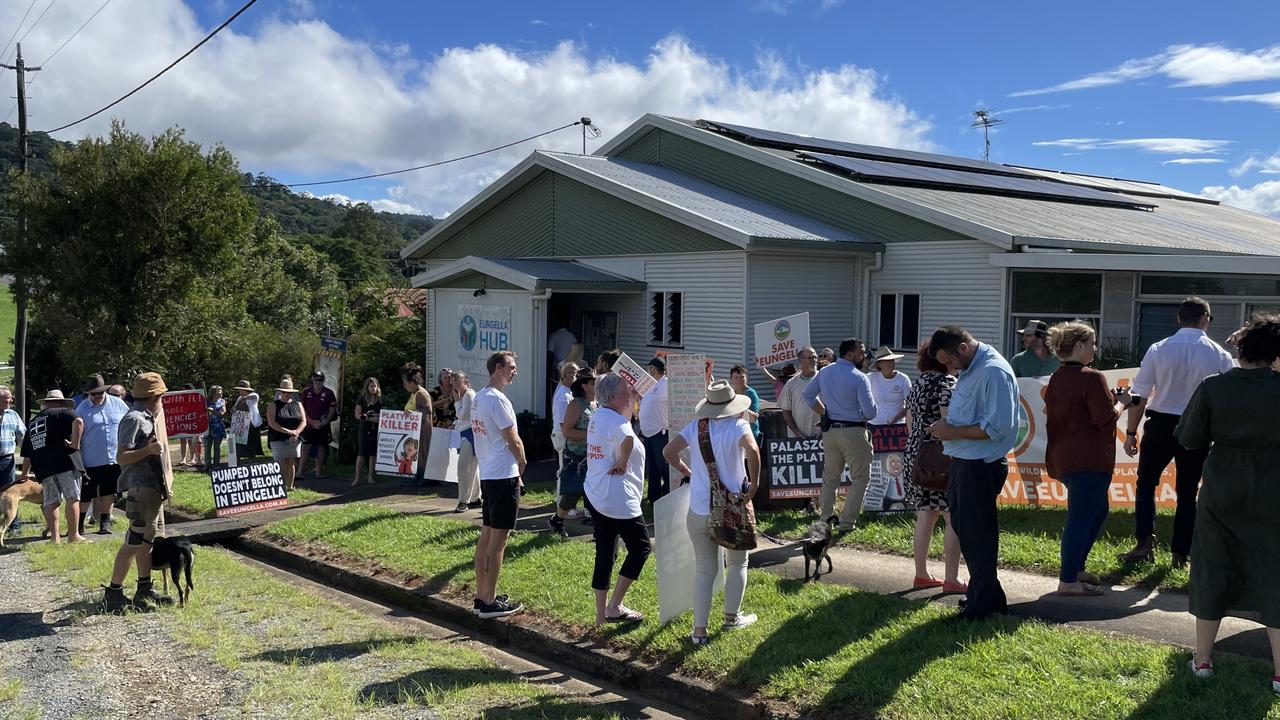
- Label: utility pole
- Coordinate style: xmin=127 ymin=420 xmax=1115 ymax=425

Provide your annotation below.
xmin=1 ymin=44 xmax=41 ymax=419
xmin=971 ymin=108 xmax=1005 ymax=162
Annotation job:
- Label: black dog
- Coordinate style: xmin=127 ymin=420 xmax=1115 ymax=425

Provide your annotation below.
xmin=801 ymin=517 xmax=836 ymax=582
xmin=150 ymin=537 xmax=196 ymax=606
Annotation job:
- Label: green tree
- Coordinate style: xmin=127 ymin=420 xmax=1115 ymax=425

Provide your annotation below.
xmin=1 ymin=122 xmax=347 ymax=392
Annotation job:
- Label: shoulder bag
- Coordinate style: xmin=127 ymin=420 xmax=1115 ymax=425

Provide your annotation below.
xmin=699 ymin=418 xmax=757 ymax=551
xmin=912 ymin=440 xmax=951 ymax=492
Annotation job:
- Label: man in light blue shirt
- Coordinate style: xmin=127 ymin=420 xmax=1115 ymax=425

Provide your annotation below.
xmin=75 ymin=374 xmax=130 ymax=535
xmin=0 ymin=385 xmax=26 ymax=534
xmin=927 ymin=326 xmax=1022 ymax=619
xmin=803 ymin=337 xmax=877 ymax=532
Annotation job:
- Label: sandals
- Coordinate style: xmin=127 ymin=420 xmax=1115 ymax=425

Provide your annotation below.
xmin=913 ymin=576 xmax=944 ymax=590
xmin=1076 ymin=571 xmax=1101 ymax=585
xmin=605 ymin=609 xmax=644 ymax=624
xmin=942 ymin=580 xmax=968 ymax=594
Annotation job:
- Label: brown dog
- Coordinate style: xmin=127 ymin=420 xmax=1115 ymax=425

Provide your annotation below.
xmin=0 ymin=479 xmax=44 ymax=548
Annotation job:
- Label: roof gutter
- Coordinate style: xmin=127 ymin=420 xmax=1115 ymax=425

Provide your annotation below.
xmin=861 ymin=251 xmax=884 ymax=341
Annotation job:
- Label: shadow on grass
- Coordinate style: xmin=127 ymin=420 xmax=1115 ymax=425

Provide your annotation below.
xmin=1123 ymin=651 xmax=1279 ymax=720
xmin=726 ymin=591 xmax=917 ymax=693
xmin=358 ymin=666 xmax=512 ymax=706
xmin=819 ymin=612 xmax=1022 ymax=714
xmin=249 ymin=637 xmax=416 ymax=666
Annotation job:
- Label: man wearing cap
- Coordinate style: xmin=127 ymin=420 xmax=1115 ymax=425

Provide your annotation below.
xmin=74 ymin=374 xmax=130 ymax=536
xmin=0 ymin=386 xmax=26 ymax=536
xmin=20 ymin=390 xmax=88 ymax=544
xmin=802 ymin=338 xmax=878 ymax=532
xmin=868 ymin=347 xmax=912 ymax=426
xmin=1123 ymin=296 xmax=1234 ymax=568
xmin=1010 ymin=320 xmax=1060 ymax=379
xmin=102 ymin=372 xmax=176 ymax=611
xmin=638 ymin=357 xmax=670 ymax=504
xmin=779 ymin=347 xmax=821 ymax=439
xmin=299 ymin=371 xmax=338 ymax=481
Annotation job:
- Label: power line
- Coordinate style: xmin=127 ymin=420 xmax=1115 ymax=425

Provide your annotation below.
xmin=0 ymin=0 xmax=41 ymax=76
xmin=248 ymin=120 xmax=586 ymax=190
xmin=41 ymin=0 xmax=259 ymax=135
xmin=16 ymin=0 xmax=59 ymax=48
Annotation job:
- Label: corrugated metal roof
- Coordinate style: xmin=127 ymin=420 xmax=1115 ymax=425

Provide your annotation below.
xmin=863 ymin=183 xmax=1280 ymax=255
xmin=479 ymin=257 xmax=640 ymax=285
xmin=543 ymin=152 xmax=872 ymax=244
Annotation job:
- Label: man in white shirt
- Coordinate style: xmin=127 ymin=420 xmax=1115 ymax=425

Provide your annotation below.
xmin=471 ymin=350 xmax=527 ymax=619
xmin=1123 ymin=297 xmax=1234 ymax=568
xmin=638 ymin=357 xmax=670 ymax=503
xmin=867 ymin=347 xmax=911 ymax=425
xmin=779 ymin=347 xmax=820 ymax=438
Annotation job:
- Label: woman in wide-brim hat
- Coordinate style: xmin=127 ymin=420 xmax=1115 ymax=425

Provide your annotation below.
xmin=266 ymin=378 xmax=308 ymax=490
xmin=662 ymin=380 xmax=761 ymax=645
xmin=232 ymin=380 xmax=264 ymax=461
xmin=869 ymin=346 xmax=912 ymax=426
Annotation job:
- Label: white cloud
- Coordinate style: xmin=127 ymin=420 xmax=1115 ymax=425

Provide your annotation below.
xmin=1162 ymin=158 xmax=1224 ymax=166
xmin=1231 ymin=152 xmax=1280 ymax=176
xmin=754 ymin=0 xmax=843 ymax=14
xmin=1012 ymin=43 xmax=1280 ymax=96
xmin=1032 ymin=138 xmax=1230 ymax=154
xmin=992 ymin=103 xmax=1069 ymax=115
xmin=1200 ymin=180 xmax=1280 ymax=217
xmin=1211 ymin=91 xmax=1280 ymax=108
xmin=529 ymin=19 xmax=548 ymax=26
xmin=307 ymin=192 xmax=423 ymax=215
xmin=4 ymin=1 xmax=931 ymax=216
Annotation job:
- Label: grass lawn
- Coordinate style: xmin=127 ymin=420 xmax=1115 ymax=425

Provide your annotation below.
xmin=24 ymin=539 xmax=630 ymax=720
xmin=756 ymin=504 xmax=1192 ymax=591
xmin=263 ymin=504 xmax=1280 ymax=720
xmin=170 ymin=470 xmax=330 ymax=518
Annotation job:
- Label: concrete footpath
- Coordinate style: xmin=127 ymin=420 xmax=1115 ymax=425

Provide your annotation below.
xmin=175 ymin=471 xmax=1272 ymax=663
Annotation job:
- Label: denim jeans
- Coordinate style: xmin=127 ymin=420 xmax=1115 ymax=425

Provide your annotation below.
xmin=1059 ymin=471 xmax=1111 ymax=583
xmin=204 ymin=433 xmax=223 ymax=467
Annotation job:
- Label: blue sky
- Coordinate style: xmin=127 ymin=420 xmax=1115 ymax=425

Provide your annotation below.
xmin=8 ymin=0 xmax=1280 ymax=215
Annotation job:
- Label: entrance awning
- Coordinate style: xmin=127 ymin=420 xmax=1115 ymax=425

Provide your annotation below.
xmin=411 ymin=256 xmax=646 ymax=293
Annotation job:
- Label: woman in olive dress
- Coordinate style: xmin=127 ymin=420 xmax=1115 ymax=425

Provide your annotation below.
xmin=1175 ymin=314 xmax=1280 ymax=695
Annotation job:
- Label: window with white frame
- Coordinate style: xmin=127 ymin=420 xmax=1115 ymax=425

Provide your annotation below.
xmin=877 ymin=293 xmax=921 ymax=350
xmin=648 ymin=291 xmax=683 ymax=347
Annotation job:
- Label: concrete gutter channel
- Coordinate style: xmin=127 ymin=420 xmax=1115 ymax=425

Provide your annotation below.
xmin=164 ymin=506 xmax=768 ymax=720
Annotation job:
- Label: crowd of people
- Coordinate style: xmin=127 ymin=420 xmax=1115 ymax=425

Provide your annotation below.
xmin=0 ymin=294 xmax=1274 ymax=694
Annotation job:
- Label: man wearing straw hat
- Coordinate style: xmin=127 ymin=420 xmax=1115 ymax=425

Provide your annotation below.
xmin=102 ymin=372 xmax=176 ymax=612
xmin=20 ymin=389 xmax=89 ymax=544
xmin=75 ymin=374 xmax=130 ymax=536
xmin=868 ymin=347 xmax=912 ymax=426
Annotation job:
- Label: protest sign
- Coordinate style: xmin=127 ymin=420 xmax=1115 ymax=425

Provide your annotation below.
xmin=1002 ymin=368 xmax=1175 ymax=509
xmin=654 ymin=484 xmax=722 ymax=623
xmin=611 ymin=352 xmax=657 ymax=397
xmin=864 ymin=424 xmax=909 ymax=511
xmin=162 ymin=389 xmax=208 ymax=438
xmin=376 ymin=409 xmax=422 ymax=477
xmin=315 ymin=338 xmax=345 ymax=450
xmin=665 ymin=353 xmax=707 ymax=438
xmin=229 ymin=410 xmax=251 ymax=446
xmin=422 ymin=432 xmax=459 ymax=483
xmin=209 ymin=461 xmax=287 ymax=517
xmin=753 ymin=312 xmax=810 ymax=368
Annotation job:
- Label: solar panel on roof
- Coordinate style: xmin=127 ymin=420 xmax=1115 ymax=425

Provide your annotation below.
xmin=700 ymin=119 xmax=1041 ymax=179
xmin=798 ymin=152 xmax=1156 ymax=210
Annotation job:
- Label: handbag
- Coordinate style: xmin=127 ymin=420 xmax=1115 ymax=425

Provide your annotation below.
xmin=912 ymin=440 xmax=951 ymax=492
xmin=698 ymin=418 xmax=757 ymax=551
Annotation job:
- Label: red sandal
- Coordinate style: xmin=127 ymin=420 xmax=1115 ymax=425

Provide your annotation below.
xmin=912 ymin=576 xmax=944 ymax=589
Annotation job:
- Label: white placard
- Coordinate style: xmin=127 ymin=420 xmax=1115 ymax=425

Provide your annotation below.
xmin=654 ymin=484 xmax=723 ymax=624
xmin=753 ymin=312 xmax=810 ymax=368
xmin=665 ymin=353 xmax=708 ymax=439
xmin=611 ymin=352 xmax=657 ymax=397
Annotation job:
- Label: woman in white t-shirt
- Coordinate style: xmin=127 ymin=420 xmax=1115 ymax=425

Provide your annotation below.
xmin=452 ymin=371 xmax=480 ymax=513
xmin=868 ymin=346 xmax=912 ymax=425
xmin=584 ymin=373 xmax=652 ymax=625
xmin=663 ymin=380 xmax=761 ymax=645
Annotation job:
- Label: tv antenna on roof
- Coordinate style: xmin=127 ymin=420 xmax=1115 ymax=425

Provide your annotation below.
xmin=580 ymin=117 xmax=601 ymax=154
xmin=971 ymin=108 xmax=1005 ymax=162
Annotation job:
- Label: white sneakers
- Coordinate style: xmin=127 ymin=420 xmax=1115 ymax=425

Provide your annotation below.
xmin=1188 ymin=658 xmax=1214 ymax=679
xmin=722 ymin=613 xmax=758 ymax=630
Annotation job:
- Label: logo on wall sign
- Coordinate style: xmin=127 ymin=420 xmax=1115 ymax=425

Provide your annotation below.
xmin=459 ymin=315 xmax=478 ymax=352
xmin=774 ymin=320 xmax=791 ymax=341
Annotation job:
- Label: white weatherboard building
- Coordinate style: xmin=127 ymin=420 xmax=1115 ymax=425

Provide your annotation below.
xmin=403 ymin=115 xmax=1280 ymax=416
